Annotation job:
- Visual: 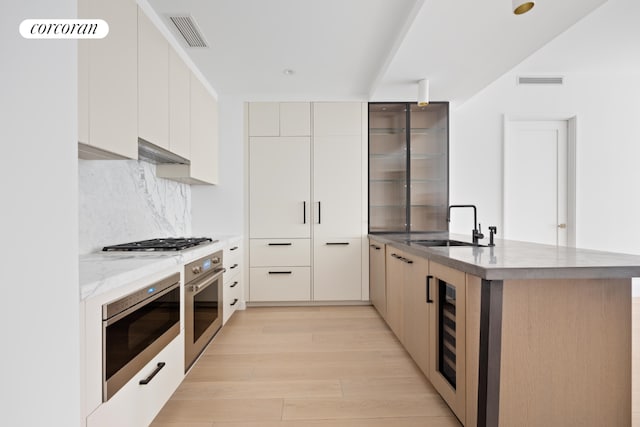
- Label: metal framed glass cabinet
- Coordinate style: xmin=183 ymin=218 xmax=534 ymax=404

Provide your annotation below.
xmin=368 ymin=102 xmax=449 ymax=233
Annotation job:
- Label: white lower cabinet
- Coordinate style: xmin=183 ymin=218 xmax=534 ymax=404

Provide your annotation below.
xmin=86 ymin=334 xmax=183 ymax=427
xmin=250 ymin=267 xmax=311 ymax=301
xmin=313 ymin=238 xmax=362 ymax=301
xmin=223 ymin=241 xmax=243 ymax=324
xmin=250 ymin=239 xmax=311 ymax=267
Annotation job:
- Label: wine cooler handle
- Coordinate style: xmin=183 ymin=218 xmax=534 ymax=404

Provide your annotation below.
xmin=426 ymin=275 xmax=434 ymax=303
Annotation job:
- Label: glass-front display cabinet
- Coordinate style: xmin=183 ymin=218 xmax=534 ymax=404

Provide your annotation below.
xmin=368 ymin=102 xmax=449 ymax=233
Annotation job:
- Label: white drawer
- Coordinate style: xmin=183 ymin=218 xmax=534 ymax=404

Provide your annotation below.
xmin=250 ymin=238 xmax=310 ymax=267
xmin=249 ymin=267 xmax=311 ymax=302
xmin=86 ymin=335 xmax=183 ymax=427
xmin=224 ymin=243 xmax=242 ymax=267
xmin=224 ymin=243 xmax=242 ymax=281
xmin=223 ymin=276 xmax=242 ymax=324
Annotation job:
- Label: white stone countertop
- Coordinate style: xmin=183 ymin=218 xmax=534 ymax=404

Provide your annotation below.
xmin=370 ymin=233 xmax=640 ymax=280
xmin=79 ymin=235 xmax=241 ymax=301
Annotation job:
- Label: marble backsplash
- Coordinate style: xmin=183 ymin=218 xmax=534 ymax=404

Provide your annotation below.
xmin=79 ymin=159 xmax=191 ymax=254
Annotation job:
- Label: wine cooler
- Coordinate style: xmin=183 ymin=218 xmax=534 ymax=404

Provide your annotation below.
xmin=429 ymin=261 xmax=466 ymax=424
xmin=439 ymin=280 xmax=458 ymax=388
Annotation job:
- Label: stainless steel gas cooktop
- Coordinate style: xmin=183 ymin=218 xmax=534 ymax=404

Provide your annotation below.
xmin=102 ymin=237 xmax=216 ymax=252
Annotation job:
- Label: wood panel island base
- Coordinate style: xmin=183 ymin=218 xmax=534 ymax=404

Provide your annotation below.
xmin=369 ymin=234 xmax=637 ymax=427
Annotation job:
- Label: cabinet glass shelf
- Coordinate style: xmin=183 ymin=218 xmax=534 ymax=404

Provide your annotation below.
xmin=369 ymin=102 xmax=449 ymax=233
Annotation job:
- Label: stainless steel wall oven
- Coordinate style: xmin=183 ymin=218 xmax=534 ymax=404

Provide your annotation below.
xmin=184 ymin=251 xmax=224 ymax=371
xmin=102 ymin=273 xmax=180 ymax=401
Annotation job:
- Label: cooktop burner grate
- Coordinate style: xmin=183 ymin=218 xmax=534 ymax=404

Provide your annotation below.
xmin=102 ymin=237 xmax=216 ymax=252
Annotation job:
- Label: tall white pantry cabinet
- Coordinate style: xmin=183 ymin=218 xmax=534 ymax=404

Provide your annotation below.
xmin=248 ymin=102 xmax=367 ymax=302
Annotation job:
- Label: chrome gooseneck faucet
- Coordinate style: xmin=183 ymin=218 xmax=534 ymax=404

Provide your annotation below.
xmin=447 ymin=204 xmax=484 ymax=244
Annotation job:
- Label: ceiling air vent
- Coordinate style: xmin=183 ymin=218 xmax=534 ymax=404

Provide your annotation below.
xmin=518 ymin=76 xmax=564 ymax=85
xmin=168 ymin=15 xmax=208 ymax=48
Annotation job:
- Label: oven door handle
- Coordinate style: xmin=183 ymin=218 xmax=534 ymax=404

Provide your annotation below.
xmin=190 ymin=269 xmax=225 ymax=294
xmin=103 ymin=281 xmax=180 ymax=326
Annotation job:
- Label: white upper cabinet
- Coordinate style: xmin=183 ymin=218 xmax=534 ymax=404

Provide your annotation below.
xmin=313 ymin=102 xmax=362 ymax=136
xmin=158 ymin=73 xmax=218 ymax=184
xmin=138 ymin=9 xmax=169 ymax=150
xmin=189 ymin=74 xmax=218 ymax=184
xmin=168 ymin=47 xmax=190 ymax=160
xmin=79 ymin=1 xmax=220 ymax=184
xmin=280 ymin=103 xmax=311 ymax=136
xmin=79 ymin=0 xmax=138 ymax=159
xmin=249 ymin=103 xmax=279 ymax=136
xmin=249 ymin=102 xmax=311 ymax=136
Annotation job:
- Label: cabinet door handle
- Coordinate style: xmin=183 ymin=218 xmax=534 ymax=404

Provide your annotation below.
xmin=230 ymin=281 xmax=238 ymax=288
xmin=303 ymin=201 xmax=306 ymax=224
xmin=426 ymin=275 xmax=434 ymax=303
xmin=230 ymin=263 xmax=238 ymax=269
xmin=230 ymin=298 xmax=239 ymax=306
xmin=139 ymin=362 xmax=165 ymax=385
xmin=318 ymin=201 xmax=321 ymax=224
xmin=391 ymin=253 xmax=400 ymax=259
xmin=404 ymin=258 xmax=413 ymax=264
xmin=268 ymin=243 xmax=292 ymax=246
xmin=326 ymin=242 xmax=349 ymax=246
xmin=370 ymin=244 xmax=381 ymax=250
xmin=268 ymin=271 xmax=292 ymax=274
xmin=230 ymin=246 xmax=239 ymax=251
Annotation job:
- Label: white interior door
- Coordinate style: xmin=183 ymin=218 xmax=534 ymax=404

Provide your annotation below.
xmin=504 ymin=120 xmax=568 ymax=246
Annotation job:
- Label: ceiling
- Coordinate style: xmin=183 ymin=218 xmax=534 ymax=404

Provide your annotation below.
xmin=147 ymin=0 xmax=608 ymax=104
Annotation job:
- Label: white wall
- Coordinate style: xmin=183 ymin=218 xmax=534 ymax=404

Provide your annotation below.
xmin=450 ymin=0 xmax=640 ymax=292
xmin=191 ymin=95 xmax=245 ymax=237
xmin=0 ymin=1 xmax=81 ymax=425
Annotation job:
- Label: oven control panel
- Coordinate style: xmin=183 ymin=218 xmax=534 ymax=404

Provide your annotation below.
xmin=102 ymin=272 xmax=180 ymax=320
xmin=185 ymin=251 xmax=223 ymax=283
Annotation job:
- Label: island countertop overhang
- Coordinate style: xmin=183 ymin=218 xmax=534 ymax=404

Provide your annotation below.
xmin=370 ymin=233 xmax=640 ymax=281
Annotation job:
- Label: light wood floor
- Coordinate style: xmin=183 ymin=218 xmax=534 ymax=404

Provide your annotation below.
xmin=153 ymin=301 xmax=640 ymax=426
xmin=151 ymin=305 xmax=461 ymax=426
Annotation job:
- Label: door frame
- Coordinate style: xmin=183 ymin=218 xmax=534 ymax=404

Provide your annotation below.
xmin=502 ymin=114 xmax=577 ymax=247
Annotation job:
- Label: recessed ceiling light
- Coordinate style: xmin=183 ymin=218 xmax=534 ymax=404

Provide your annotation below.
xmin=282 ymin=69 xmax=295 ymax=76
xmin=513 ymin=0 xmax=535 ymax=15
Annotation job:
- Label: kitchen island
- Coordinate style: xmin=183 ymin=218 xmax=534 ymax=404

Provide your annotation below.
xmin=370 ymin=233 xmax=640 ymax=427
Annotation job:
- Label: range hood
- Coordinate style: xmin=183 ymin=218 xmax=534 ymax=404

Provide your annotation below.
xmin=138 ymin=138 xmax=189 ymax=165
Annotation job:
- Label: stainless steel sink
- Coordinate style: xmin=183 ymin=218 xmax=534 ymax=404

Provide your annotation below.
xmin=407 ymin=239 xmax=485 ymax=248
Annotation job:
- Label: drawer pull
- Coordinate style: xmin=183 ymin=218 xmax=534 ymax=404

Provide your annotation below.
xmin=370 ymin=244 xmax=381 ymax=250
xmin=326 ymin=242 xmax=349 ymax=246
xmin=230 ymin=263 xmax=239 ymax=269
xmin=268 ymin=243 xmax=292 ymax=246
xmin=230 ymin=246 xmax=239 ymax=251
xmin=139 ymin=362 xmax=165 ymax=385
xmin=230 ymin=281 xmax=238 ymax=288
xmin=268 ymin=271 xmax=292 ymax=275
xmin=230 ymin=298 xmax=239 ymax=306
